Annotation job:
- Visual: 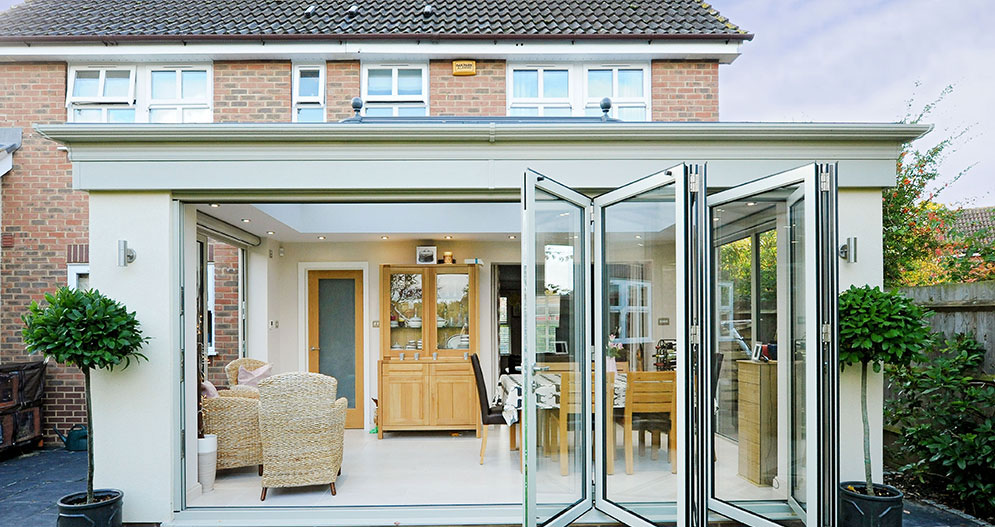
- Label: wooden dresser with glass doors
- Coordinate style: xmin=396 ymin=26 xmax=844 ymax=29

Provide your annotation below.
xmin=377 ymin=264 xmax=481 ymax=438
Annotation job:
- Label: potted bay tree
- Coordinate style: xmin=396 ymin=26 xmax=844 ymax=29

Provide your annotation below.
xmin=22 ymin=287 xmax=149 ymax=527
xmin=838 ymin=285 xmax=931 ymax=527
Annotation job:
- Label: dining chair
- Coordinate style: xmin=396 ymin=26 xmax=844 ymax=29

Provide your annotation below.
xmin=621 ymin=370 xmax=677 ymax=475
xmin=471 ymin=353 xmax=511 ymax=465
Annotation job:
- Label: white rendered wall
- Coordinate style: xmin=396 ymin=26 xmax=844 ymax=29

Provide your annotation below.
xmin=89 ymin=192 xmax=178 ymax=523
xmin=837 ymin=188 xmax=885 ymax=484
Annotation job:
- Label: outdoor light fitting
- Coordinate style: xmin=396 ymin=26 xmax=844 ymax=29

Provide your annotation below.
xmin=118 ymin=240 xmax=136 ymax=267
xmin=839 ymin=236 xmax=858 ymax=263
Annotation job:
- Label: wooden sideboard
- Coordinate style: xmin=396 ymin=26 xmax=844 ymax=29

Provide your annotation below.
xmin=737 ymin=359 xmax=777 ymax=486
xmin=377 ymin=264 xmax=481 ymax=438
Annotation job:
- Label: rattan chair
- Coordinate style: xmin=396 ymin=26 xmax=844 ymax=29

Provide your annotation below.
xmin=202 ymin=392 xmax=263 ymax=472
xmin=224 ymin=358 xmax=270 ymax=387
xmin=257 ymin=372 xmax=347 ymax=501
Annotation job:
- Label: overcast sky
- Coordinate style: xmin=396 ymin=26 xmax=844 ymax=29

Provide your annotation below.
xmin=0 ymin=0 xmax=990 ymax=206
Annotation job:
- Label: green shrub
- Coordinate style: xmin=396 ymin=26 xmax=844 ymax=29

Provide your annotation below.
xmin=886 ymin=334 xmax=995 ymax=517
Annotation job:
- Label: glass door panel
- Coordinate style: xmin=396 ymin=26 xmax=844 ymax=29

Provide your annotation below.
xmin=523 ymin=170 xmax=592 ymax=527
xmin=436 ymin=271 xmax=471 ymax=351
xmin=387 ymin=270 xmax=425 ymax=356
xmin=593 ymin=166 xmax=687 ymax=527
xmin=704 ymin=164 xmax=833 ymax=527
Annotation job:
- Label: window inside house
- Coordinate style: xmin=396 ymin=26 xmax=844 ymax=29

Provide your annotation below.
xmin=584 ymin=67 xmax=649 ymax=121
xmin=293 ymin=65 xmax=326 ymax=122
xmin=67 ymin=67 xmax=137 ymax=123
xmin=362 ymin=64 xmax=428 ymax=116
xmin=148 ymin=68 xmax=212 ymax=123
xmin=508 ymin=67 xmax=572 ymax=117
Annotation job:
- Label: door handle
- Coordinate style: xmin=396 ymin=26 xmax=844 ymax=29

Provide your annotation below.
xmin=310 ymin=347 xmax=320 ymax=351
xmin=532 ymin=365 xmax=549 ymax=373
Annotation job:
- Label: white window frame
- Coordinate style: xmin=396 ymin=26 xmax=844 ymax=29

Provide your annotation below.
xmin=507 ymin=65 xmax=574 ymax=117
xmin=505 ymin=62 xmax=652 ymax=121
xmin=360 ymin=62 xmax=429 ymax=116
xmin=582 ymin=64 xmax=651 ymax=121
xmin=66 ymin=65 xmax=138 ymax=123
xmin=67 ymin=263 xmax=90 ymax=290
xmin=145 ymin=65 xmax=214 ymax=123
xmin=292 ymin=64 xmax=326 ymax=123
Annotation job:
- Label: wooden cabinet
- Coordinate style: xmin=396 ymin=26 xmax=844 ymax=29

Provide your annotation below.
xmin=378 ymin=264 xmax=481 ymax=438
xmin=737 ymin=359 xmax=777 ymax=486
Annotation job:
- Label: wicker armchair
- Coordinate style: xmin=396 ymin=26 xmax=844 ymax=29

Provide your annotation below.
xmin=224 ymin=358 xmax=270 ymax=387
xmin=257 ymin=372 xmax=347 ymax=501
xmin=202 ymin=394 xmax=263 ymax=472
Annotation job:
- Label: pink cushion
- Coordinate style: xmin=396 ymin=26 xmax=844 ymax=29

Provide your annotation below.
xmin=200 ymin=380 xmax=220 ymax=399
xmin=237 ymin=364 xmax=273 ymax=387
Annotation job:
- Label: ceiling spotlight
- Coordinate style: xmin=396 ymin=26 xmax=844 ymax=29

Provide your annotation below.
xmin=746 ymin=202 xmax=757 ymax=207
xmin=317 ymin=235 xmax=326 ymax=240
xmin=240 ymin=218 xmax=251 ymax=223
xmin=266 ymin=231 xmax=276 ymax=235
xmin=635 ymin=235 xmax=642 ymax=239
xmin=637 ymin=243 xmax=644 ymax=247
xmin=443 ymin=235 xmax=453 ymax=240
xmin=508 ymin=235 xmax=517 ymax=240
xmin=209 ymin=203 xmax=221 ymax=208
xmin=380 ymin=235 xmax=389 ymax=240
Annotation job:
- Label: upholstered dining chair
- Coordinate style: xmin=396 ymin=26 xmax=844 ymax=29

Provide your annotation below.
xmin=621 ymin=370 xmax=677 ymax=475
xmin=471 ymin=353 xmax=510 ymax=465
xmin=257 ymin=372 xmax=347 ymax=501
xmin=202 ymin=390 xmax=263 ymax=473
xmin=224 ymin=357 xmax=270 ymax=387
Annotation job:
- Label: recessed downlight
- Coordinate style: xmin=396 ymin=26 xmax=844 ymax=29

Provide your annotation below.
xmin=443 ymin=235 xmax=453 ymax=240
xmin=746 ymin=202 xmax=757 ymax=207
xmin=240 ymin=218 xmax=251 ymax=223
xmin=380 ymin=235 xmax=389 ymax=240
xmin=317 ymin=235 xmax=326 ymax=240
xmin=266 ymin=231 xmax=276 ymax=235
xmin=209 ymin=203 xmax=221 ymax=208
xmin=509 ymin=235 xmax=517 ymax=240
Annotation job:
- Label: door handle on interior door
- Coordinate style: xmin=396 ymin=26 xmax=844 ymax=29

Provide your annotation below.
xmin=310 ymin=347 xmax=320 ymax=351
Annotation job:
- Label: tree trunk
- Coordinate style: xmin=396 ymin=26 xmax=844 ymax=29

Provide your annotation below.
xmin=84 ymin=367 xmax=95 ymax=504
xmin=861 ymin=361 xmax=874 ymax=496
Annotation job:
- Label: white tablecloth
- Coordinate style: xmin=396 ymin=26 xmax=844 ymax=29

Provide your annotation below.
xmin=493 ymin=372 xmax=627 ymax=425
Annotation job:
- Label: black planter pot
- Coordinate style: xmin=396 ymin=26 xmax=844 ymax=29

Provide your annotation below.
xmin=57 ymin=489 xmax=123 ymax=527
xmin=840 ymin=481 xmax=903 ymax=527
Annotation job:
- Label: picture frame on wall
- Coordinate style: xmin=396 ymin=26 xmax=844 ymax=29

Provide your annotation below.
xmin=416 ymin=246 xmax=437 ymax=265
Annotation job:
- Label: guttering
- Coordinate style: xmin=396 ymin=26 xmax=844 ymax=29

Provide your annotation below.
xmin=0 ymin=32 xmax=753 ymax=44
xmin=35 ymin=122 xmax=932 ymax=145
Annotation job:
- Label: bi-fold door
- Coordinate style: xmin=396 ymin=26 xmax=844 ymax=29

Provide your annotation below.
xmin=521 ymin=163 xmax=838 ymax=527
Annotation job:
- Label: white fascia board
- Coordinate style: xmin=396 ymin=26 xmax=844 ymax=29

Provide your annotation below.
xmin=0 ymin=38 xmax=743 ymax=64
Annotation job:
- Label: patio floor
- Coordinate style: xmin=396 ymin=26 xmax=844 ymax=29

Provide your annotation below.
xmin=0 ymin=445 xmax=989 ymax=526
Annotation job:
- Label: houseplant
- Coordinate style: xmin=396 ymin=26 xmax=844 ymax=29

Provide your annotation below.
xmin=838 ymin=285 xmax=931 ymax=527
xmin=22 ymin=287 xmax=149 ymax=527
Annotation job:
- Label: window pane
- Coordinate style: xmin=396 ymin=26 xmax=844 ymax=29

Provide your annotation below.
xmin=584 ymin=106 xmax=602 ymax=117
xmin=73 ymin=108 xmax=103 ymax=122
xmin=107 ymin=108 xmax=136 ymax=123
xmin=587 ymin=69 xmax=612 ymax=98
xmin=296 ymin=106 xmax=325 ymax=122
xmin=397 ymin=106 xmax=426 ymax=117
xmin=542 ymin=106 xmax=571 ymax=117
xmin=509 ymin=106 xmax=539 ymax=117
xmin=149 ymin=108 xmax=179 ymax=123
xmin=182 ymin=108 xmax=212 ymax=123
xmin=367 ymin=69 xmax=392 ymax=96
xmin=365 ymin=106 xmax=393 ymax=117
xmin=618 ymin=69 xmax=644 ymax=98
xmin=542 ymin=70 xmax=569 ymax=98
xmin=181 ymin=70 xmax=207 ymax=100
xmin=397 ymin=69 xmax=422 ymax=96
xmin=298 ymin=69 xmax=320 ymax=98
xmin=513 ymin=70 xmax=539 ymax=98
xmin=103 ymin=70 xmax=131 ymax=98
xmin=72 ymin=71 xmax=99 ymax=97
xmin=617 ymin=106 xmax=646 ymax=121
xmin=151 ymin=71 xmax=177 ymax=100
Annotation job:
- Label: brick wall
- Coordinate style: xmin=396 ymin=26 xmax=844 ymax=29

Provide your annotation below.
xmin=651 ymin=60 xmax=719 ymax=122
xmin=205 ymin=241 xmax=241 ymax=387
xmin=326 ymin=61 xmax=361 ymax=121
xmin=214 ymin=61 xmax=292 ymax=123
xmin=0 ymin=62 xmax=89 ymax=443
xmin=429 ymin=60 xmax=506 ymax=117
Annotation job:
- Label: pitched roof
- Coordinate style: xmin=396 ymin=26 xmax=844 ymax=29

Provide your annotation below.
xmin=0 ymin=0 xmax=749 ymax=41
xmin=954 ymin=206 xmax=995 ymax=246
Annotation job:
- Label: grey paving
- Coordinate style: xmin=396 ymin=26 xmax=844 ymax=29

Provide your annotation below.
xmin=0 ymin=0 xmax=750 ymax=40
xmin=0 ymin=448 xmax=86 ymax=527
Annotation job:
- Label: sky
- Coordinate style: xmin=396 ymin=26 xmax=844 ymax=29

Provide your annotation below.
xmin=0 ymin=0 xmax=990 ymax=206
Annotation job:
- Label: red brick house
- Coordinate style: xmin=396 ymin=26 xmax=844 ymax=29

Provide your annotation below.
xmin=0 ymin=0 xmax=749 ymax=445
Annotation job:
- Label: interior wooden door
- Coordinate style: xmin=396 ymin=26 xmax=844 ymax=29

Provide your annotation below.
xmin=308 ymin=270 xmax=364 ymax=429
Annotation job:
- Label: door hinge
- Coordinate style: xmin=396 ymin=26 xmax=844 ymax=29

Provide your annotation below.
xmin=179 ymin=286 xmax=184 ymax=317
xmin=180 ymin=427 xmax=186 ymax=460
xmin=821 ymin=323 xmax=832 ymax=343
xmin=689 ymin=173 xmax=700 ymax=193
xmin=820 ymin=172 xmax=832 ymax=192
xmin=689 ymin=325 xmax=700 ymax=345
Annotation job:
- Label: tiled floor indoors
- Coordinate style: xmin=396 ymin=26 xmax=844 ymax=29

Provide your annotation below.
xmin=189 ymin=425 xmax=779 ymax=508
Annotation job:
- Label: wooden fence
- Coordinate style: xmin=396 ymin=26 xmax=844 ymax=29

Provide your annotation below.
xmin=899 ymin=280 xmax=995 ymax=375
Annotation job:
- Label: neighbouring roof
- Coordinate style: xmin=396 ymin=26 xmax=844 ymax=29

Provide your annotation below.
xmin=0 ymin=128 xmax=22 ymax=154
xmin=954 ymin=206 xmax=995 ymax=245
xmin=0 ymin=0 xmax=750 ymax=41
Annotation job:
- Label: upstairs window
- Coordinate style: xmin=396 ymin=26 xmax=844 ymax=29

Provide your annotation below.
xmin=508 ymin=67 xmax=572 ymax=117
xmin=67 ymin=66 xmax=137 ymax=123
xmin=584 ymin=66 xmax=649 ymax=121
xmin=293 ymin=65 xmax=326 ymax=123
xmin=148 ymin=67 xmax=212 ymax=123
xmin=361 ymin=64 xmax=428 ymax=117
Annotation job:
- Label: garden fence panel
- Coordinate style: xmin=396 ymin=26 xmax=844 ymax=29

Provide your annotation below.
xmin=899 ymin=280 xmax=995 ymax=375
